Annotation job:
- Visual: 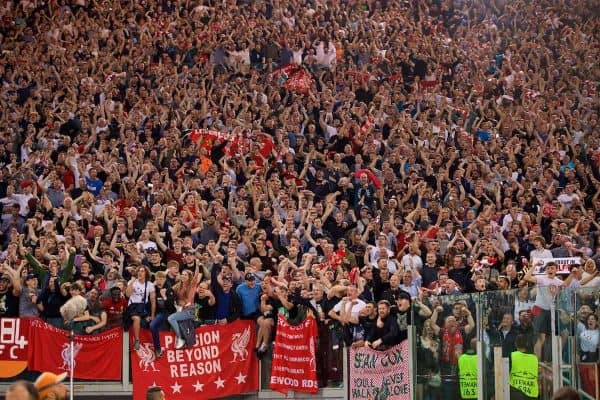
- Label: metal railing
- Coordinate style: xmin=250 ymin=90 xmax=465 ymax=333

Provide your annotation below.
xmin=1 ymin=286 xmax=597 ymax=399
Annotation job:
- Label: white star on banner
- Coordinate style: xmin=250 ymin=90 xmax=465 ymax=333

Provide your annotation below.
xmin=214 ymin=377 xmax=225 ymax=388
xmin=193 ymin=381 xmax=204 ymax=392
xmin=171 ymin=382 xmax=182 ymax=394
xmin=234 ymin=373 xmax=246 ymax=384
xmin=149 ymin=382 xmax=157 ymax=388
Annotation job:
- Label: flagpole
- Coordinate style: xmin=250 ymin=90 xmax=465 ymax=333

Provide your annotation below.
xmin=69 ymin=329 xmax=74 ymax=400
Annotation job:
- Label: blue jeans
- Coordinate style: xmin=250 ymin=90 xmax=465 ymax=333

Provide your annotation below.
xmin=167 ymin=307 xmax=195 ymax=339
xmin=149 ymin=312 xmax=169 ymax=351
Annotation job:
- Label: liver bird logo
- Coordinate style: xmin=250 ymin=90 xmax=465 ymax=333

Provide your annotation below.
xmin=230 ymin=327 xmax=251 ymax=363
xmin=136 ymin=343 xmax=159 ymax=372
xmin=60 ymin=343 xmax=83 ymax=371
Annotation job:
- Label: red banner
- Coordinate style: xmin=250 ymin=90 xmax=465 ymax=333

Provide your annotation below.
xmin=131 ymin=320 xmax=258 ymax=400
xmin=190 ymin=128 xmax=274 ymax=160
xmin=270 ymin=311 xmax=318 ymax=395
xmin=27 ymin=318 xmax=122 ymax=380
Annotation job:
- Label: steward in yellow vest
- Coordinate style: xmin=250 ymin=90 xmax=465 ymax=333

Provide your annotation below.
xmin=458 ymin=348 xmax=478 ymax=399
xmin=509 ymin=335 xmax=539 ymax=399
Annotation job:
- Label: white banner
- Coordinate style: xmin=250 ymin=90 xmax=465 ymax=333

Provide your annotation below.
xmin=531 ymin=257 xmax=581 ymax=275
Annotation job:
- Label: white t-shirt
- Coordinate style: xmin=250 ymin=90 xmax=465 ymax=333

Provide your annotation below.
xmin=333 ymin=298 xmax=366 ymax=320
xmin=557 ymin=192 xmax=579 ymax=208
xmin=128 ymin=280 xmax=155 ymax=305
xmin=534 ymin=275 xmax=563 ymax=310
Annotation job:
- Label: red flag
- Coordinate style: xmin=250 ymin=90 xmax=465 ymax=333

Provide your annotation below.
xmin=360 ymin=115 xmax=374 ymax=136
xmin=190 ymin=129 xmax=229 ymax=152
xmin=284 ymin=69 xmax=313 ymax=94
xmin=131 ymin=320 xmax=258 ymax=400
xmin=271 ymin=65 xmax=314 ymax=94
xmin=354 ymin=169 xmax=381 ymax=189
xmin=225 ymin=131 xmax=252 ymax=157
xmin=270 ymin=311 xmax=318 ymax=395
xmin=315 ymin=249 xmax=346 ymax=271
xmin=269 ymin=64 xmax=297 ymax=82
xmin=256 ymin=132 xmax=274 ymax=158
xmin=225 ymin=131 xmax=274 ymax=158
xmin=27 ymin=318 xmax=122 ymax=380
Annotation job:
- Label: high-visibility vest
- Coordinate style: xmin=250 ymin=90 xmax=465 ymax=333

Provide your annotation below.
xmin=458 ymin=353 xmax=478 ymax=399
xmin=509 ymin=351 xmax=539 ymax=398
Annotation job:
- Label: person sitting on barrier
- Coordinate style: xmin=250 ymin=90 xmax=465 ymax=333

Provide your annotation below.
xmin=168 ymin=266 xmax=202 ymax=350
xmin=150 ymin=271 xmax=176 ymax=357
xmin=509 ymin=334 xmax=539 ymax=400
xmin=364 ymin=299 xmax=401 ymax=351
xmin=125 ymin=266 xmax=156 ymax=351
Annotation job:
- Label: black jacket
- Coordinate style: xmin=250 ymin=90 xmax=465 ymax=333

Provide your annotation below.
xmin=368 ymin=314 xmax=401 ymax=347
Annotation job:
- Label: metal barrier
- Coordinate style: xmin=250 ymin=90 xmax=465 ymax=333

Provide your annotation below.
xmin=1 ymin=286 xmax=598 ymax=399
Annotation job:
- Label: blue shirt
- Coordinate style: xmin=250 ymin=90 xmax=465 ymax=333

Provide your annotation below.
xmin=215 ymin=291 xmax=231 ymax=320
xmin=85 ymin=177 xmax=104 ymax=196
xmin=236 ymin=282 xmax=262 ymax=316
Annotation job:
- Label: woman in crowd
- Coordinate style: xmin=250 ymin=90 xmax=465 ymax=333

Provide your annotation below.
xmin=167 ymin=266 xmax=201 ymax=350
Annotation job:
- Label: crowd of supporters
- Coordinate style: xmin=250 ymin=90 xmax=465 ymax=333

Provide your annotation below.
xmin=0 ymin=0 xmax=598 ymax=396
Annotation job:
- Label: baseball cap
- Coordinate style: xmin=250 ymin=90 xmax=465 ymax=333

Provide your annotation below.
xmin=35 ymin=371 xmax=67 ymax=398
xmin=397 ymin=290 xmax=412 ymax=302
xmin=0 ymin=275 xmax=10 ymax=282
xmin=244 ymin=273 xmax=255 ymax=281
xmin=25 ymin=273 xmax=37 ymax=281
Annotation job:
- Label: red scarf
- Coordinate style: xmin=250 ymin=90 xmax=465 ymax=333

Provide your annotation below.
xmin=441 ymin=328 xmax=463 ymax=364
